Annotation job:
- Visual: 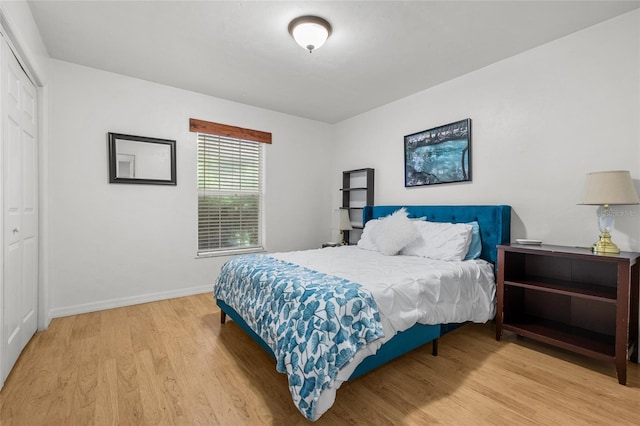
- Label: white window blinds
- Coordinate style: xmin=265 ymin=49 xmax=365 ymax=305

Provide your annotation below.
xmin=197 ymin=134 xmax=263 ymax=254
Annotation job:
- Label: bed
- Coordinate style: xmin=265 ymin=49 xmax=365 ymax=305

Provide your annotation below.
xmin=214 ymin=204 xmax=511 ymax=421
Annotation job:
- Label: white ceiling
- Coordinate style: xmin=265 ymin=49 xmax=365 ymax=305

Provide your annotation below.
xmin=27 ymin=1 xmax=640 ymax=123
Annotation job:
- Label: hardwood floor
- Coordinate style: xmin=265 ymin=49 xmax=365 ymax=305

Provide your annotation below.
xmin=1 ymin=293 xmax=638 ymax=425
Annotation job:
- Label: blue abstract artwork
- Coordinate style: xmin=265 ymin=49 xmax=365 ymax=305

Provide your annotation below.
xmin=404 ymin=119 xmax=471 ymax=187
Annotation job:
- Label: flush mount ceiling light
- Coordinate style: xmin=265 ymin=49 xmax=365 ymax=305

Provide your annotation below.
xmin=288 ymin=15 xmax=332 ymax=53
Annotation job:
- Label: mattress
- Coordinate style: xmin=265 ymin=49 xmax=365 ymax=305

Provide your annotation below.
xmin=268 ymin=244 xmax=496 ymax=418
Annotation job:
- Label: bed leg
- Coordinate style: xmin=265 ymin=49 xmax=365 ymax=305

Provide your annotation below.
xmin=220 ymin=311 xmax=226 ymax=324
xmin=432 ymin=338 xmax=438 ymax=356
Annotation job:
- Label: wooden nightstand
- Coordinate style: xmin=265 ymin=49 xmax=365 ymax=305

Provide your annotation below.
xmin=496 ymin=244 xmax=639 ymax=385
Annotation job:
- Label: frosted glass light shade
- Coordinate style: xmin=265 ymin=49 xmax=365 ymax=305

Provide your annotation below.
xmin=288 ymin=16 xmax=332 ymax=52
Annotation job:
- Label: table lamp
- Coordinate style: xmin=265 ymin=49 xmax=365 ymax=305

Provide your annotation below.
xmin=581 ymin=170 xmax=639 ymax=254
xmin=339 ymin=208 xmax=353 ymax=245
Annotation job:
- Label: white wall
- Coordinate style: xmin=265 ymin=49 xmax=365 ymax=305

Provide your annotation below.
xmin=333 ymin=10 xmax=640 ymax=252
xmin=46 ymin=60 xmax=334 ymax=317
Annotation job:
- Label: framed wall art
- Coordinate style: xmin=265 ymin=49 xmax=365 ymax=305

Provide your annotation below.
xmin=404 ymin=118 xmax=471 ymax=187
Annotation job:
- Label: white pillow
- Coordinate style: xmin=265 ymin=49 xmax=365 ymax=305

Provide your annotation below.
xmin=401 ymin=221 xmax=473 ymax=261
xmin=357 ymin=219 xmax=380 ymax=251
xmin=371 ymin=208 xmax=418 ymax=256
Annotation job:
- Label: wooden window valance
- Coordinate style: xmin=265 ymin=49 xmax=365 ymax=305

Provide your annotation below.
xmin=189 ymin=118 xmax=272 ymax=144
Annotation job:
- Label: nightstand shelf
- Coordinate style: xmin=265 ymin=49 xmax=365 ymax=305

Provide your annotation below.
xmin=502 ymin=316 xmax=616 ymax=360
xmin=496 ymin=244 xmax=639 ymax=385
xmin=503 ymin=278 xmax=617 ymax=302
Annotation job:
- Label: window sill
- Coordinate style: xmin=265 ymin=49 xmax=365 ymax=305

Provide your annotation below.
xmin=196 ymin=247 xmax=265 ymax=259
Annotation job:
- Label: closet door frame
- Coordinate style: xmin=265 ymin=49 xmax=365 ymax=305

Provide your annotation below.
xmin=0 ymin=11 xmax=46 ymax=390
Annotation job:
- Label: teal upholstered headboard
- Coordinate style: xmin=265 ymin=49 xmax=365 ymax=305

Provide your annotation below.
xmin=362 ymin=205 xmax=511 ymax=265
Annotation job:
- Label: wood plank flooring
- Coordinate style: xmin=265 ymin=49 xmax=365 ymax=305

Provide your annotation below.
xmin=1 ymin=293 xmax=638 ymax=425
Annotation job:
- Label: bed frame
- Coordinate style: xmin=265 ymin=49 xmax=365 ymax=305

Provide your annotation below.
xmin=217 ymin=204 xmax=511 ymax=380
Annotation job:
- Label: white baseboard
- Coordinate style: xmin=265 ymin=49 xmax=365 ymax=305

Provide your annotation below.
xmin=48 ymin=285 xmax=213 ymax=319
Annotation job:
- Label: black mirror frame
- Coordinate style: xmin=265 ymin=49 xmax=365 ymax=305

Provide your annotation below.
xmin=108 ymin=133 xmax=177 ymax=185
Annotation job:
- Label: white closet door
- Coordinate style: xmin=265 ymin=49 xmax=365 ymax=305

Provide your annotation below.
xmin=1 ymin=37 xmax=38 ymax=386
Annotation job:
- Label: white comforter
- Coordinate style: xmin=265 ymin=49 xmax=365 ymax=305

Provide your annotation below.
xmin=270 ymin=245 xmax=496 ymax=419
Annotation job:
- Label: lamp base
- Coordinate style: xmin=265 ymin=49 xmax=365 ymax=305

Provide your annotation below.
xmin=592 ymin=232 xmax=620 ymax=254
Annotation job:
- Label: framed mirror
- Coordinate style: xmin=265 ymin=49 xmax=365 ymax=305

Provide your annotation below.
xmin=108 ymin=133 xmax=176 ymax=185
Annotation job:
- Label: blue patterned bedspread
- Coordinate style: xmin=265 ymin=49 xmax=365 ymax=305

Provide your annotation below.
xmin=214 ymin=254 xmax=385 ymax=420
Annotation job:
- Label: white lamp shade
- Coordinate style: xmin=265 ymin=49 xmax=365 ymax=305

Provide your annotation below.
xmin=288 ymin=16 xmax=331 ymax=52
xmin=582 ymin=170 xmax=640 ymax=205
xmin=339 ymin=209 xmax=353 ymax=231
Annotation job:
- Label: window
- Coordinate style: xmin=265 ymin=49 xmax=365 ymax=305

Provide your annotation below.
xmin=191 ymin=119 xmax=271 ymax=255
